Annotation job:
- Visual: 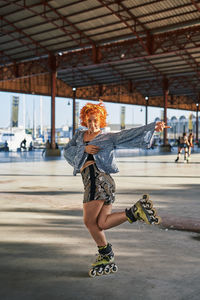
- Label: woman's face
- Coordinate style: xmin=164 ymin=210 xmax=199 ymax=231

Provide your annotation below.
xmin=86 ymin=114 xmax=100 ymax=133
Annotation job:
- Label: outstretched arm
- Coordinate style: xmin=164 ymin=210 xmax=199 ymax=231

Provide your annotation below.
xmin=155 ymin=121 xmax=170 ymax=132
xmin=110 ymin=122 xmax=156 ymax=149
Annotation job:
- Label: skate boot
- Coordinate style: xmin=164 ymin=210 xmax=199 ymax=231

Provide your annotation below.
xmin=88 ymin=243 xmax=118 ymax=278
xmin=125 ymin=194 xmax=161 ymax=225
xmin=175 ymin=157 xmax=179 ymax=163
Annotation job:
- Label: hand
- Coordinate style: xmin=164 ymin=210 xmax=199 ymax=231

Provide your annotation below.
xmin=85 ymin=144 xmax=100 ymax=154
xmin=155 ymin=121 xmax=171 ymax=132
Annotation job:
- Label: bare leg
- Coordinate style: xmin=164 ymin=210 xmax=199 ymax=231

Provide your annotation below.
xmin=188 ymin=146 xmax=191 ymax=157
xmin=83 ymin=200 xmax=108 ymax=246
xmin=83 ymin=200 xmax=127 ymax=246
xmin=97 ymin=204 xmax=127 ymax=230
xmin=184 ymin=148 xmax=188 ymax=160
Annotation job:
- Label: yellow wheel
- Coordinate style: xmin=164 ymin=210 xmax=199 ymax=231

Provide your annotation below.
xmin=150 ymin=208 xmax=157 ymax=216
xmin=143 ymin=194 xmax=150 ymax=201
xmin=111 ymin=264 xmax=118 ymax=273
xmin=97 ymin=268 xmax=104 ymax=276
xmin=146 ymin=199 xmax=153 ymax=209
xmin=89 ymin=269 xmax=96 ymax=278
xmin=104 ymin=265 xmax=111 ymax=275
xmin=153 ymin=216 xmax=162 ymax=225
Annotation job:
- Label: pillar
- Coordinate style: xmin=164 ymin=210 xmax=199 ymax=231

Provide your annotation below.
xmin=145 ymin=96 xmax=149 ymax=125
xmin=196 ymin=103 xmax=199 ymax=143
xmin=45 ymin=54 xmax=60 ymax=156
xmin=163 ymin=78 xmax=169 ymax=146
xmin=72 ymin=88 xmax=76 ymax=136
xmin=50 ymin=61 xmax=56 ymax=150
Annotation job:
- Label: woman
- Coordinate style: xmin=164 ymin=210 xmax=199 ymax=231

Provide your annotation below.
xmin=175 ymin=132 xmax=190 ymax=163
xmin=64 ymin=101 xmax=167 ymax=277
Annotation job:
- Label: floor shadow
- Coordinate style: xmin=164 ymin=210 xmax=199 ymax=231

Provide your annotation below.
xmin=0 ymin=190 xmax=82 ymax=196
xmin=190 ymin=235 xmax=200 ymax=241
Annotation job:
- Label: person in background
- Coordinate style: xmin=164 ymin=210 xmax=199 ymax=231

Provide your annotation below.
xmin=42 ymin=139 xmax=51 ymax=156
xmin=175 ymin=132 xmax=190 ymax=163
xmin=20 ymin=138 xmax=27 ymax=151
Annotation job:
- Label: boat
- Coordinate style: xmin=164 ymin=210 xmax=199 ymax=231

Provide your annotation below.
xmin=0 ymin=127 xmax=33 ymax=151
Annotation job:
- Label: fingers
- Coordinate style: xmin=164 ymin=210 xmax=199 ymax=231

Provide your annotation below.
xmin=155 ymin=122 xmax=171 ymax=131
xmin=90 ymin=146 xmax=100 ymax=154
xmin=85 ymin=145 xmax=100 ymax=154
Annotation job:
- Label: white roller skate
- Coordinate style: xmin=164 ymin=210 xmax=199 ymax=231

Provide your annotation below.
xmin=125 ymin=194 xmax=161 ymax=225
xmin=88 ymin=244 xmax=118 ymax=278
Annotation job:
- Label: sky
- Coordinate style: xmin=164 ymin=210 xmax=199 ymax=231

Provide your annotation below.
xmin=0 ymin=91 xmax=194 ymax=129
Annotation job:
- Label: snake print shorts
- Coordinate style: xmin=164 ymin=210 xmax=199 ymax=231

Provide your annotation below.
xmin=81 ymin=164 xmax=115 ymax=205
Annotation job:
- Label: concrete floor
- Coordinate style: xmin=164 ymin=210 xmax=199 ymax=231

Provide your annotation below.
xmin=0 ymin=149 xmax=200 ymax=300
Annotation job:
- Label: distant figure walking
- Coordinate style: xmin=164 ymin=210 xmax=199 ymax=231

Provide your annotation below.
xmin=42 ymin=139 xmax=51 ymax=156
xmin=20 ymin=138 xmax=27 ymax=151
xmin=175 ymin=133 xmax=190 ymax=163
xmin=4 ymin=141 xmax=9 ymax=152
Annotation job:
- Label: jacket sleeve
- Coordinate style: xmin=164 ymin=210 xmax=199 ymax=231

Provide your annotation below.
xmin=63 ymin=131 xmax=85 ymax=167
xmin=110 ymin=122 xmax=156 ymax=149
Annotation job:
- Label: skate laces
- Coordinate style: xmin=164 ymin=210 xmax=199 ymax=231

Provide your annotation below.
xmin=95 ymin=254 xmax=104 ymax=262
xmin=95 ymin=253 xmax=112 ymax=262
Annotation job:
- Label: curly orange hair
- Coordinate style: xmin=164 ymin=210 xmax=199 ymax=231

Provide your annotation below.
xmin=80 ymin=102 xmax=107 ymax=128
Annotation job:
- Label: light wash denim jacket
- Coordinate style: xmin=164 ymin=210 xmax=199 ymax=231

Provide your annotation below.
xmin=64 ymin=122 xmax=156 ymax=175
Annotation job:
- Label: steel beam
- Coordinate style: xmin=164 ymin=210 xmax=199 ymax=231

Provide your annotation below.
xmin=96 ymin=0 xmax=149 ymax=54
xmin=191 ymin=0 xmax=200 ymax=12
xmin=0 ymin=15 xmax=50 ymax=56
xmin=2 ymin=0 xmax=95 ymax=48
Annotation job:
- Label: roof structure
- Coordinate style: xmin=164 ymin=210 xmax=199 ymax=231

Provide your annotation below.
xmin=0 ymin=0 xmax=200 ymax=109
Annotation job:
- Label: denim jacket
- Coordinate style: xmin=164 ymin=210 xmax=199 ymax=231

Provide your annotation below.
xmin=64 ymin=122 xmax=156 ymax=175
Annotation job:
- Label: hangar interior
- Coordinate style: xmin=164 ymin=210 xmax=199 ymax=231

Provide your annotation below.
xmin=0 ymin=0 xmax=200 ymax=149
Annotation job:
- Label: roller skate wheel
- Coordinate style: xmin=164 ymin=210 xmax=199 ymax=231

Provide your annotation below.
xmin=104 ymin=265 xmax=111 ymax=275
xmin=142 ymin=194 xmax=150 ymax=201
xmin=153 ymin=216 xmax=162 ymax=225
xmin=89 ymin=268 xmax=96 ymax=278
xmin=97 ymin=268 xmax=104 ymax=276
xmin=144 ymin=200 xmax=153 ymax=209
xmin=149 ymin=207 xmax=157 ymax=216
xmin=111 ymin=264 xmax=118 ymax=273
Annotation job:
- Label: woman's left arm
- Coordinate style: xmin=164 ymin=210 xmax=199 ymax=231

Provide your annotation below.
xmin=155 ymin=121 xmax=170 ymax=132
xmin=110 ymin=121 xmax=169 ymax=149
xmin=110 ymin=122 xmax=156 ymax=149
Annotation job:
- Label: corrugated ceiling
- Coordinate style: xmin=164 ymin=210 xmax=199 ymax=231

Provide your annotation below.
xmin=0 ymin=0 xmax=200 ymax=99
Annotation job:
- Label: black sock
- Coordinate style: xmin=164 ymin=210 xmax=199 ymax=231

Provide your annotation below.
xmin=125 ymin=208 xmax=137 ymax=222
xmin=98 ymin=243 xmax=112 ymax=255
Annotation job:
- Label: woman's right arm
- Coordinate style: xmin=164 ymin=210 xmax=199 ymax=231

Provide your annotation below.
xmin=63 ymin=131 xmax=84 ymax=166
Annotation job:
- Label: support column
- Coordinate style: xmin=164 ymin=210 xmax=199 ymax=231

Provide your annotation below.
xmin=196 ymin=103 xmax=199 ymax=144
xmin=145 ymin=96 xmax=149 ymax=125
xmin=51 ymin=68 xmax=56 ymax=150
xmin=160 ymin=77 xmax=171 ymax=152
xmin=72 ymin=88 xmax=76 ymax=136
xmin=163 ymin=78 xmax=169 ymax=146
xmin=46 ymin=54 xmax=60 ymax=157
